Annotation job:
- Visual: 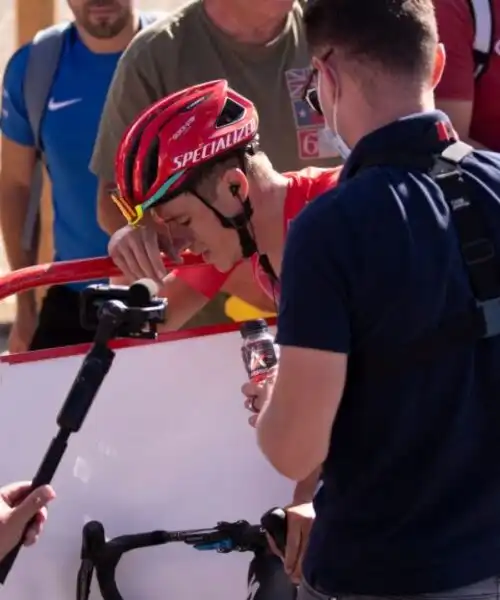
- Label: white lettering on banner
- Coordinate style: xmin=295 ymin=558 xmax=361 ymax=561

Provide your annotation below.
xmin=172 ymin=119 xmax=256 ymax=169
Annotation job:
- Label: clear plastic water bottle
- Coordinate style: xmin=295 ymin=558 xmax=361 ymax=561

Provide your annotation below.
xmin=240 ymin=319 xmax=278 ymax=384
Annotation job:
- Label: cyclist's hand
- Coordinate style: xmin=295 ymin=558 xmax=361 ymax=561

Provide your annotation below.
xmin=108 ymin=224 xmax=167 ymax=283
xmin=0 ymin=482 xmax=55 ymax=561
xmin=266 ymin=502 xmax=315 ymax=584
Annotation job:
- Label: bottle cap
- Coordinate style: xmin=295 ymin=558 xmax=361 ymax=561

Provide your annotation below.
xmin=240 ymin=319 xmax=269 ymax=338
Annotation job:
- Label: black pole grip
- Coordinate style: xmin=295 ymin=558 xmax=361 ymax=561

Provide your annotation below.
xmin=0 ymin=342 xmax=115 ymax=584
xmin=261 ymin=507 xmax=288 ymax=555
xmin=0 ymin=538 xmax=22 ymax=583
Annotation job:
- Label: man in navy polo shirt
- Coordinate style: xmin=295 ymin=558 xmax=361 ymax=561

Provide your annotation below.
xmin=246 ymin=1 xmax=500 ymax=599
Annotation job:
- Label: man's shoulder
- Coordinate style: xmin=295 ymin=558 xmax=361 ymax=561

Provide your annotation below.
xmin=3 ymin=44 xmax=31 ymax=84
xmin=125 ymin=0 xmax=203 ymax=60
xmin=286 ymin=179 xmax=352 ymax=248
xmin=295 ymin=169 xmax=383 ymax=217
xmin=464 ymin=150 xmax=500 ymax=194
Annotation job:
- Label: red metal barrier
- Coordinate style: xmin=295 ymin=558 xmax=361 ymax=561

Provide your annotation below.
xmin=0 ymin=254 xmax=204 ymax=302
xmin=0 ymin=253 xmax=276 ymax=365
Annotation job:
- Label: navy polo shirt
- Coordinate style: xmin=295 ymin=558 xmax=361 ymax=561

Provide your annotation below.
xmin=277 ymin=112 xmax=500 ymax=595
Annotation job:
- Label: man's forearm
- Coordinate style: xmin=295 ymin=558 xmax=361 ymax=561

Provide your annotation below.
xmin=292 ymin=467 xmax=321 ymax=503
xmin=0 ymin=187 xmax=37 ymax=309
xmin=0 ymin=188 xmax=36 ymax=270
xmin=157 ymin=274 xmax=210 ymax=331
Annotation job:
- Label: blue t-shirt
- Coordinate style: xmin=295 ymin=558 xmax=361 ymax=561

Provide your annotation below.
xmin=277 ymin=112 xmax=500 ymax=595
xmin=0 ymin=26 xmax=118 ymax=290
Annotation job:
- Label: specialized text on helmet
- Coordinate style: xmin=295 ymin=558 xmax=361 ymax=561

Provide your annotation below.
xmin=172 ymin=119 xmax=257 ymax=169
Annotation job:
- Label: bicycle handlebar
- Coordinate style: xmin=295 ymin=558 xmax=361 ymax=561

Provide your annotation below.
xmin=77 ymin=507 xmax=287 ymax=600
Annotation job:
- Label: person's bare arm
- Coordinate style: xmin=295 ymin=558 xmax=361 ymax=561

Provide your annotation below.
xmin=222 ymin=262 xmax=276 ymax=313
xmin=292 ymin=467 xmax=321 ymax=503
xmin=97 ymin=179 xmax=126 ymax=234
xmin=157 ymin=273 xmax=210 ymax=331
xmin=0 ymin=136 xmax=38 ymax=307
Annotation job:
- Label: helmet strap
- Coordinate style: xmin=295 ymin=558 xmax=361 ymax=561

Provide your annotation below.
xmin=189 ymin=190 xmax=258 ymax=259
xmin=186 ymin=144 xmax=269 ymax=261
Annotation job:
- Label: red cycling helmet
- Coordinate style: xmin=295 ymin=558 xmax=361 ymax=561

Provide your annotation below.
xmin=113 ymin=80 xmax=259 ymax=228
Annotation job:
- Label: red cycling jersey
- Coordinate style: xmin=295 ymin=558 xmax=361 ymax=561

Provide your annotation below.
xmin=173 ymin=167 xmax=341 ymax=300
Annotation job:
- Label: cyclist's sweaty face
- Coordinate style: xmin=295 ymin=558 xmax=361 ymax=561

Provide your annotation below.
xmin=68 ymin=0 xmax=132 ymax=39
xmin=153 ymin=185 xmax=245 ymax=273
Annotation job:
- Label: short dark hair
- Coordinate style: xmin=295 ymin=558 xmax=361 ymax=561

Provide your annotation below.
xmin=304 ymin=0 xmax=438 ymax=78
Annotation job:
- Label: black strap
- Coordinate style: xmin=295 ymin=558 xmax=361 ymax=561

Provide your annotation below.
xmin=349 ymin=140 xmax=500 ymax=378
xmin=434 ymin=142 xmax=500 ymax=301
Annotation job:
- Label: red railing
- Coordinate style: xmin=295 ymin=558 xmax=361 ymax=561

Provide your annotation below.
xmin=0 ymin=254 xmax=204 ymax=301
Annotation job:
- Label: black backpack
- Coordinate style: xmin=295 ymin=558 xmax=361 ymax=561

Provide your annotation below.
xmin=348 ymin=140 xmax=500 ymax=378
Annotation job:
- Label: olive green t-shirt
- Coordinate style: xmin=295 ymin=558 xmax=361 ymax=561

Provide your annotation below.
xmin=91 ymin=0 xmax=342 ymax=327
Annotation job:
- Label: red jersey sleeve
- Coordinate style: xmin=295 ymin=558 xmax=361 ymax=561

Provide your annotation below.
xmin=434 ymin=0 xmax=475 ymax=101
xmin=172 ymin=263 xmax=231 ymax=298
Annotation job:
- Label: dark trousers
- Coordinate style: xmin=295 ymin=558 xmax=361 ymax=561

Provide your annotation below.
xmin=296 ymin=575 xmax=500 ymax=600
xmin=29 ymin=285 xmax=95 ymax=351
xmin=247 ymin=551 xmax=297 ymax=600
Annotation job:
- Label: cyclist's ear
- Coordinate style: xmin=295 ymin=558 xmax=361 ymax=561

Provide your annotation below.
xmin=220 ymin=167 xmax=249 ymax=203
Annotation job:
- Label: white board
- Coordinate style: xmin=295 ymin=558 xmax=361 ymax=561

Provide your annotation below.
xmin=0 ymin=329 xmax=292 ymax=599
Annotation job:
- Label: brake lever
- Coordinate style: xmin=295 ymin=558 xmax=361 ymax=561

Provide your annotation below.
xmin=184 ymin=520 xmax=266 ymax=553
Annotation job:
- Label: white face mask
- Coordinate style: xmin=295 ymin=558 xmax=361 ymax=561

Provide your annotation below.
xmin=322 ymin=126 xmax=351 ymax=161
xmin=321 ymin=69 xmax=351 ymax=161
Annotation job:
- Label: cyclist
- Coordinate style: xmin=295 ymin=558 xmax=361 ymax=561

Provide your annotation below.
xmin=109 ymin=79 xmax=341 ymax=324
xmin=109 ymin=79 xmax=341 ymax=584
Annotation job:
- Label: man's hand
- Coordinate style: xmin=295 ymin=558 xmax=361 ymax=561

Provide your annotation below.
xmin=108 ymin=224 xmax=167 ymax=283
xmin=242 ymin=373 xmax=276 ymax=427
xmin=0 ymin=482 xmax=56 ymax=561
xmin=266 ymin=502 xmax=315 ymax=584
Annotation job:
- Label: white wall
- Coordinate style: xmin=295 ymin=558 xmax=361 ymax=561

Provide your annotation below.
xmin=0 ymin=330 xmax=292 ymax=599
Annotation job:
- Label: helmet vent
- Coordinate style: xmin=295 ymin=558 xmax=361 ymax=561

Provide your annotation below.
xmin=142 ymin=137 xmax=160 ymax=193
xmin=180 ymin=94 xmax=208 ymax=113
xmin=216 ymin=98 xmax=245 ymax=128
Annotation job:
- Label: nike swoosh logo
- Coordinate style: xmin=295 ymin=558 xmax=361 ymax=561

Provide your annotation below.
xmin=47 ymin=97 xmax=82 ymax=111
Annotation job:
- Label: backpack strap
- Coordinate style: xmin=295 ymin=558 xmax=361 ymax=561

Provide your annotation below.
xmin=467 ymin=0 xmax=495 ymax=79
xmin=24 ymin=21 xmax=71 ymax=152
xmin=21 ymin=22 xmax=71 ymax=253
xmin=349 ymin=141 xmax=500 ymax=379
